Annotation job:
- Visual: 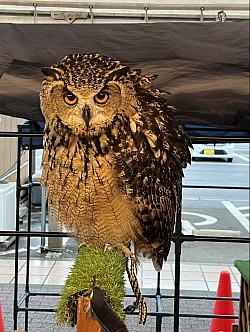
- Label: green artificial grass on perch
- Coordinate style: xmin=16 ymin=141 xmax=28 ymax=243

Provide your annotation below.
xmin=56 ymin=245 xmax=128 ymax=328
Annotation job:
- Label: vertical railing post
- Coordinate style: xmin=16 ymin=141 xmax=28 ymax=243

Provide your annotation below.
xmin=24 ymin=137 xmax=33 ymax=332
xmin=173 ymin=182 xmax=183 ymax=332
xmin=156 ymin=272 xmax=162 ymax=331
xmin=14 ymin=129 xmax=22 ymax=331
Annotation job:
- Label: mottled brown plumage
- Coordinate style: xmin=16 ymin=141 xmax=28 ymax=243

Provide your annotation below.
xmin=40 ymin=53 xmax=191 ymax=271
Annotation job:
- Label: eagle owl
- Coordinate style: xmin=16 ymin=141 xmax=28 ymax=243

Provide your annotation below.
xmin=40 ymin=53 xmax=191 ymax=271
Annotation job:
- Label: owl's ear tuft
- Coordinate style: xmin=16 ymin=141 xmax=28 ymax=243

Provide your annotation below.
xmin=41 ymin=67 xmax=63 ymax=79
xmin=106 ymin=66 xmax=130 ymax=81
xmin=141 ymin=74 xmax=158 ymax=84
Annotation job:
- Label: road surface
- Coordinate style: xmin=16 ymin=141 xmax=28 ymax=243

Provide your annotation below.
xmin=168 ymin=143 xmax=249 ymax=264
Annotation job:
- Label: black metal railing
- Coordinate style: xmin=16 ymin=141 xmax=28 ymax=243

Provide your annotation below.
xmin=0 ymin=128 xmax=249 ymax=332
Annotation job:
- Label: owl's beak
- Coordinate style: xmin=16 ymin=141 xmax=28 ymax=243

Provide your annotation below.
xmin=83 ymin=105 xmax=91 ymax=128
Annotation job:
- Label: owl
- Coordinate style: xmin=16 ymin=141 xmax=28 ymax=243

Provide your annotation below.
xmin=40 ymin=53 xmax=191 ymax=271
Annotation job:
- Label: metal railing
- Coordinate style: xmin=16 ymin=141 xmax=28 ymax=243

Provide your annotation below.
xmin=0 ymin=1 xmax=249 ymax=24
xmin=0 ymin=128 xmax=249 ymax=331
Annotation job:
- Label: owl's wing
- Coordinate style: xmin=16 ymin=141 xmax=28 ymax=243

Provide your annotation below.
xmin=116 ymin=93 xmax=191 ymax=271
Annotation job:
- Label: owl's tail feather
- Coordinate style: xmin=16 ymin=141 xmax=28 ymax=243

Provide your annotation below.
xmin=152 ymin=256 xmax=163 ymax=272
xmin=125 ymin=256 xmax=147 ymax=324
xmin=152 ymin=241 xmax=172 ymax=272
xmin=135 ymin=239 xmax=169 ymax=272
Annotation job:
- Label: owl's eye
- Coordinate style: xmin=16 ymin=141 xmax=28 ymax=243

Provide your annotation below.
xmin=63 ymin=91 xmax=78 ymax=105
xmin=94 ymin=91 xmax=109 ymax=104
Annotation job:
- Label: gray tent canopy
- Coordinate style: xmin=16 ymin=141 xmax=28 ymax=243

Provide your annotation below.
xmin=0 ymin=22 xmax=249 ymax=130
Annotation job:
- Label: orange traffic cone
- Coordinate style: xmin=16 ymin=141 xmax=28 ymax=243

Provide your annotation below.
xmin=0 ymin=299 xmax=5 ymax=332
xmin=210 ymin=270 xmax=235 ymax=332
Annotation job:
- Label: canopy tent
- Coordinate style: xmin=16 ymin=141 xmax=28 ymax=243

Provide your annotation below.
xmin=0 ymin=22 xmax=249 ymax=130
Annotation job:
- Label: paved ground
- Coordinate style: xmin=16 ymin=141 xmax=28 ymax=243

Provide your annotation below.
xmin=0 ymin=205 xmax=242 ymax=332
xmin=1 ymin=283 xmax=239 ymax=332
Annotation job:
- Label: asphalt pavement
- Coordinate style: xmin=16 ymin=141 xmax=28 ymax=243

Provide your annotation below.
xmin=180 ymin=143 xmax=249 ymax=264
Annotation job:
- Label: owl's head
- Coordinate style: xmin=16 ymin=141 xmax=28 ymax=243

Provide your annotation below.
xmin=40 ymin=53 xmax=158 ymax=137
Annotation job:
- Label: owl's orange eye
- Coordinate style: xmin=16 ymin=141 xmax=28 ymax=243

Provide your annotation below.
xmin=63 ymin=91 xmax=78 ymax=105
xmin=94 ymin=91 xmax=109 ymax=104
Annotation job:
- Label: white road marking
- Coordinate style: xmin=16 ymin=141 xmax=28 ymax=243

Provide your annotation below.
xmin=189 ymin=162 xmax=248 ymax=166
xmin=182 ymin=216 xmax=241 ymax=236
xmin=234 ymin=153 xmax=249 ymax=162
xmin=193 ymin=229 xmax=241 ymax=237
xmin=181 ymin=219 xmax=196 ymax=235
xmin=237 ymin=206 xmax=250 ymax=218
xmin=182 ymin=212 xmax=217 ymax=226
xmin=238 ymin=206 xmax=250 ymax=211
xmin=184 ymin=197 xmax=249 ymax=203
xmin=222 ymin=201 xmax=250 ymax=232
xmin=181 ymin=212 xmax=218 ymax=235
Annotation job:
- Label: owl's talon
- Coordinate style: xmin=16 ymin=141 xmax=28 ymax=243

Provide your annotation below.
xmin=130 ymin=253 xmax=136 ymax=262
xmin=104 ymin=243 xmax=112 ymax=251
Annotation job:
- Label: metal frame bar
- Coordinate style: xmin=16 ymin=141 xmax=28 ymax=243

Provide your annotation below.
xmin=0 ymin=129 xmax=249 ymax=331
xmin=0 ymin=2 xmax=249 ymax=24
xmin=0 ymin=1 xmax=249 ymax=11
